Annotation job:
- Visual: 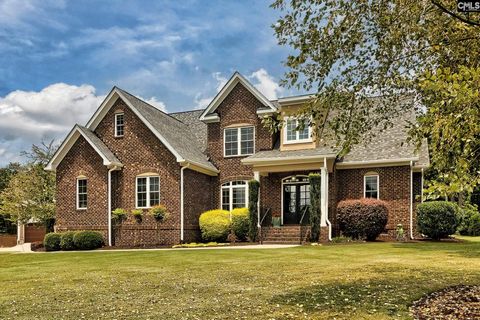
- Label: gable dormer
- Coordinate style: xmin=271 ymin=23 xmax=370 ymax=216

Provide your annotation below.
xmin=199 ymin=72 xmax=277 ymax=123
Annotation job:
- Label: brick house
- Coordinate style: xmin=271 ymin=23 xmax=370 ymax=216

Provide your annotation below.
xmin=45 ymin=72 xmax=429 ymax=246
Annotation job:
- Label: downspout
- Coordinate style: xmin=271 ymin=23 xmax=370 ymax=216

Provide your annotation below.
xmin=421 ymin=168 xmax=424 ymax=203
xmin=324 ymin=157 xmax=332 ymax=241
xmin=410 ymin=161 xmax=414 ymax=240
xmin=180 ymin=163 xmax=190 ymax=243
xmin=107 ymin=166 xmax=119 ymax=247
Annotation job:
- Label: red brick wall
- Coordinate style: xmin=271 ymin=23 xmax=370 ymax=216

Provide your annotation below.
xmin=335 ymin=166 xmax=413 ymax=238
xmin=206 ymin=83 xmax=275 ymax=207
xmin=56 ymin=136 xmax=109 ymax=238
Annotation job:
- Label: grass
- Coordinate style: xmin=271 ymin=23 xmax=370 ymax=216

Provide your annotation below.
xmin=1 ymin=238 xmax=479 ymax=319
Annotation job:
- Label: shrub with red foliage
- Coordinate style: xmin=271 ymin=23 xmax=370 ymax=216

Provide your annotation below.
xmin=337 ymin=198 xmax=388 ymax=241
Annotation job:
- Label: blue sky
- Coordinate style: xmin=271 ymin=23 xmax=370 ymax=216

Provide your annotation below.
xmin=0 ymin=0 xmax=300 ymax=165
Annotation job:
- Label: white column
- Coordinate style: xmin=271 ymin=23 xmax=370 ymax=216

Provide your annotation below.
xmin=254 ymin=171 xmax=260 ymax=228
xmin=320 ymin=167 xmax=328 ymax=227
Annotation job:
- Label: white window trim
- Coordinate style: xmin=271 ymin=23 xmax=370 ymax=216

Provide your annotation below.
xmin=135 ymin=175 xmax=160 ymax=209
xmin=220 ymin=181 xmax=249 ymax=211
xmin=114 ymin=113 xmax=124 ymax=137
xmin=364 ymin=174 xmax=380 ymax=199
xmin=76 ymin=178 xmax=87 ymax=210
xmin=283 ymin=116 xmax=313 ymax=144
xmin=223 ymin=126 xmax=255 ymax=158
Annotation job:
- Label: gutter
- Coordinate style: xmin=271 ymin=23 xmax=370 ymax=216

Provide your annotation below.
xmin=410 ymin=161 xmax=414 ymax=240
xmin=324 ymin=157 xmax=332 ymax=241
xmin=108 ymin=165 xmax=120 ymax=246
xmin=180 ymin=163 xmax=191 ymax=243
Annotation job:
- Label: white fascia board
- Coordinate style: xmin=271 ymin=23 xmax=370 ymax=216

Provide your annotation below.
xmin=277 ymin=94 xmax=316 ymax=106
xmin=199 ymin=72 xmax=277 ymax=121
xmin=336 ymin=157 xmax=419 ymax=169
xmin=241 ymin=153 xmax=337 ymax=165
xmin=45 ymin=126 xmax=122 ymax=171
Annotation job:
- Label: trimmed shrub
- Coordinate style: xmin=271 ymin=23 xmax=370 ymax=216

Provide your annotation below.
xmin=417 ymin=201 xmax=457 ymax=240
xmin=60 ymin=231 xmax=77 ymax=251
xmin=43 ymin=233 xmax=61 ymax=251
xmin=199 ymin=209 xmax=231 ymax=242
xmin=73 ymin=231 xmax=104 ymax=250
xmin=149 ymin=205 xmax=170 ymax=222
xmin=457 ymin=204 xmax=480 ymax=236
xmin=337 ymin=198 xmax=388 ymax=241
xmin=309 ymin=173 xmax=321 ymax=242
xmin=231 ymin=208 xmax=249 ymax=241
xmin=248 ymin=180 xmax=260 ymax=241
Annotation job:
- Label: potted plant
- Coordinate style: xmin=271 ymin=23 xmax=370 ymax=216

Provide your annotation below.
xmin=131 ymin=209 xmax=143 ymax=223
xmin=149 ymin=204 xmax=170 ymax=222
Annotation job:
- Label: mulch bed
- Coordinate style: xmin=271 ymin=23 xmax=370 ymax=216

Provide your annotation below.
xmin=410 ymin=285 xmax=480 ymax=320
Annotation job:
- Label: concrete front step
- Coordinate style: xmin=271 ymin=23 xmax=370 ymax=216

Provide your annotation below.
xmin=261 ymin=226 xmax=307 ymax=244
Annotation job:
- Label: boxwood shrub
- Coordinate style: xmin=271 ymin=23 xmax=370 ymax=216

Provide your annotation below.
xmin=231 ymin=208 xmax=249 ymax=241
xmin=60 ymin=231 xmax=77 ymax=251
xmin=417 ymin=201 xmax=457 ymax=240
xmin=73 ymin=231 xmax=104 ymax=250
xmin=337 ymin=198 xmax=388 ymax=241
xmin=457 ymin=204 xmax=480 ymax=236
xmin=44 ymin=233 xmax=61 ymax=251
xmin=199 ymin=209 xmax=231 ymax=242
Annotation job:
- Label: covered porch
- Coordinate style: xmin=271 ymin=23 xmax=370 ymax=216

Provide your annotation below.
xmin=242 ymin=149 xmax=336 ymax=242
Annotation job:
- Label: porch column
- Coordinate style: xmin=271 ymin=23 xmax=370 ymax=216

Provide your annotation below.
xmin=254 ymin=171 xmax=260 ymax=228
xmin=320 ymin=167 xmax=328 ymax=227
xmin=17 ymin=223 xmax=25 ymax=245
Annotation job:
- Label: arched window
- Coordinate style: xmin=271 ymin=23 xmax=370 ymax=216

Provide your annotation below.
xmin=364 ymin=172 xmax=379 ymax=199
xmin=221 ymin=181 xmax=248 ymax=211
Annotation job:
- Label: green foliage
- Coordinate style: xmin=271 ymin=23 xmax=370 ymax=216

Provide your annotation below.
xmin=73 ymin=231 xmax=104 ymax=250
xmin=199 ymin=209 xmax=231 ymax=242
xmin=0 ymin=164 xmax=55 ymax=224
xmin=457 ymin=204 xmax=480 ymax=236
xmin=112 ymin=208 xmax=127 ymax=222
xmin=309 ymin=173 xmax=321 ymax=242
xmin=149 ymin=205 xmax=169 ymax=222
xmin=272 ymin=1 xmax=480 ymax=158
xmin=231 ymin=208 xmax=249 ymax=241
xmin=171 ymin=242 xmax=229 ymax=248
xmin=417 ymin=201 xmax=458 ymax=240
xmin=60 ymin=231 xmax=77 ymax=251
xmin=43 ymin=233 xmax=61 ymax=251
xmin=330 ymin=236 xmax=354 ymax=244
xmin=0 ymin=162 xmax=21 ymax=193
xmin=337 ymin=199 xmax=388 ymax=241
xmin=248 ymin=180 xmax=260 ymax=242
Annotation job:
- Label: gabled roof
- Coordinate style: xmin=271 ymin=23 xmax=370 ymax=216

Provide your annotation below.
xmin=48 ymin=87 xmax=218 ymax=175
xmin=45 ymin=125 xmax=122 ymax=171
xmin=199 ymin=72 xmax=278 ymax=122
xmin=170 ymin=109 xmax=207 ymax=152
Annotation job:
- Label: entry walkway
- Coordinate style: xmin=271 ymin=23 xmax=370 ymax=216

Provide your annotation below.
xmin=0 ymin=243 xmax=32 ymax=253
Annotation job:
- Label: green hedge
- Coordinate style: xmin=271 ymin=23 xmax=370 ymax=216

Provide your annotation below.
xmin=60 ymin=231 xmax=77 ymax=251
xmin=417 ymin=201 xmax=457 ymax=240
xmin=231 ymin=208 xmax=249 ymax=241
xmin=457 ymin=204 xmax=480 ymax=236
xmin=199 ymin=210 xmax=231 ymax=242
xmin=44 ymin=233 xmax=61 ymax=251
xmin=73 ymin=231 xmax=104 ymax=250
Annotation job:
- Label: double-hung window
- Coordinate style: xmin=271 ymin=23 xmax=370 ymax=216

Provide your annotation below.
xmin=221 ymin=181 xmax=248 ymax=211
xmin=77 ymin=178 xmax=88 ymax=210
xmin=364 ymin=175 xmax=379 ymax=199
xmin=284 ymin=117 xmax=311 ymax=143
xmin=224 ymin=126 xmax=254 ymax=157
xmin=115 ymin=113 xmax=124 ymax=137
xmin=136 ymin=176 xmax=160 ymax=208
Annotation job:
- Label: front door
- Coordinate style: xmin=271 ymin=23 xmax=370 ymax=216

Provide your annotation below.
xmin=283 ymin=183 xmax=310 ymax=224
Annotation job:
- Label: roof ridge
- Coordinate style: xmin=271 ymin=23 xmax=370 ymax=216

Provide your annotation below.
xmin=169 ymin=109 xmax=204 ymax=115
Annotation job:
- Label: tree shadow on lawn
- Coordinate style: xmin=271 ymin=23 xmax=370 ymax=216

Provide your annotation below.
xmin=271 ymin=275 xmax=468 ymax=318
xmin=390 ymin=239 xmax=480 ymax=259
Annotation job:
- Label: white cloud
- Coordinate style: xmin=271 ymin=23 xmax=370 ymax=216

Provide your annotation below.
xmin=0 ymin=83 xmax=167 ymax=165
xmin=194 ymin=72 xmax=228 ymax=109
xmin=248 ymin=68 xmax=283 ymax=100
xmin=142 ymin=96 xmax=167 ymax=112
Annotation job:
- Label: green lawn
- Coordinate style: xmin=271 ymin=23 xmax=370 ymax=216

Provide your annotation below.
xmin=1 ymin=238 xmax=479 ymax=320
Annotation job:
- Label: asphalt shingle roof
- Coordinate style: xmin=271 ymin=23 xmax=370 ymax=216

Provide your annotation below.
xmin=117 ymin=88 xmax=217 ymax=172
xmin=76 ymin=125 xmax=122 ymax=165
xmin=170 ymin=110 xmax=207 ymax=152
